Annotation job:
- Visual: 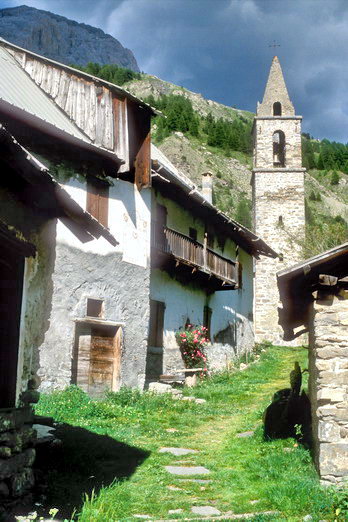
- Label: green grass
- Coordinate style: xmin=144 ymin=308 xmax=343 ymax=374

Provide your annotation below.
xmin=35 ymin=345 xmax=348 ymax=521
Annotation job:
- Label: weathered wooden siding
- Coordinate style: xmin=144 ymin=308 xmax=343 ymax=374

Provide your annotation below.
xmin=8 ymin=49 xmax=121 ymax=155
xmin=6 ymin=47 xmax=153 ymax=178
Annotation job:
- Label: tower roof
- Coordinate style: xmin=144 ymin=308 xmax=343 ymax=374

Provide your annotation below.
xmin=257 ymin=56 xmax=295 ymax=116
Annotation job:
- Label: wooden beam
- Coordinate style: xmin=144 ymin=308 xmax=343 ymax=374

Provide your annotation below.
xmin=319 ymin=274 xmax=338 ymax=286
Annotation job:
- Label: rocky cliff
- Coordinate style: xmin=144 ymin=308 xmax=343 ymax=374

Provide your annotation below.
xmin=0 ymin=5 xmax=139 ymax=71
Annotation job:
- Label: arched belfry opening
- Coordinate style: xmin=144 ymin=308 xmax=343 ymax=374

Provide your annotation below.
xmin=273 ymin=130 xmax=285 ymax=167
xmin=273 ymin=102 xmax=282 ymax=116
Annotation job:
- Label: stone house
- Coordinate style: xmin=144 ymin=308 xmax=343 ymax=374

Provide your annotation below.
xmin=0 ymin=37 xmax=278 ymax=401
xmin=0 ymin=123 xmax=116 ymax=507
xmin=277 ymin=242 xmax=348 ymax=485
xmin=147 ymin=145 xmax=277 ymax=381
xmin=0 ymin=37 xmax=155 ymax=396
xmin=0 ymin=36 xmax=154 ymax=505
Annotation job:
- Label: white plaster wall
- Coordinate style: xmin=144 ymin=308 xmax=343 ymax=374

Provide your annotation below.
xmin=56 ymin=177 xmax=151 ymax=268
xmin=150 ymin=247 xmax=254 ymax=374
xmin=150 ymin=269 xmax=208 ymax=372
xmin=207 ymin=248 xmax=254 ymax=368
xmin=155 ymin=191 xmax=205 ymax=241
xmin=36 ymin=178 xmax=152 ymax=392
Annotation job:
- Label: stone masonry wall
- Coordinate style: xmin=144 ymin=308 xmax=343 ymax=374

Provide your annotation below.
xmin=0 ymin=407 xmax=36 ymax=514
xmin=254 ymin=119 xmax=302 ymax=169
xmin=253 ymin=170 xmax=305 ymax=343
xmin=309 ymin=292 xmax=348 ymax=485
xmin=37 ymin=241 xmax=151 ymax=391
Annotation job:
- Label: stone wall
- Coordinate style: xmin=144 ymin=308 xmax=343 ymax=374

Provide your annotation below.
xmin=0 ymin=407 xmax=36 ymax=513
xmin=309 ymin=291 xmax=348 ymax=485
xmin=253 ymin=170 xmax=305 ymax=344
xmin=252 ymin=56 xmax=306 ymax=346
xmin=37 ymin=242 xmax=151 ymax=391
xmin=254 ymin=119 xmax=302 ymax=169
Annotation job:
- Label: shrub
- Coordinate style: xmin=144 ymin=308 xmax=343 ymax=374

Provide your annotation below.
xmin=331 ymin=170 xmax=340 ymax=185
xmin=175 ymin=325 xmax=208 ymax=369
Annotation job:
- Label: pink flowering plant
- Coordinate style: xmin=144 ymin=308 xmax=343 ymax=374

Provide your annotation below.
xmin=175 ymin=324 xmax=208 ymax=369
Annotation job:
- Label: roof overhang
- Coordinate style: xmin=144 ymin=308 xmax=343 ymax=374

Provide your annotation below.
xmin=0 ymin=38 xmax=159 ymax=117
xmin=0 ymin=98 xmax=123 ymax=171
xmin=151 ymin=145 xmax=277 ymax=259
xmin=277 ymin=242 xmax=348 ymax=339
xmin=0 ymin=124 xmax=118 ymax=246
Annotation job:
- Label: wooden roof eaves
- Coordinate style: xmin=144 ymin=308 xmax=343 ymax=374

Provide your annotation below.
xmin=151 ymin=160 xmax=278 ymax=259
xmin=277 ymin=242 xmax=348 ymax=284
xmin=0 ymin=98 xmax=123 ymax=170
xmin=0 ymin=124 xmax=118 ymax=246
xmin=0 ymin=38 xmax=159 ymax=117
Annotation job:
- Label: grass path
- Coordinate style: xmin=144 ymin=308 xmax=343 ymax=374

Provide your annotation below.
xmin=35 ymin=345 xmax=346 ymax=521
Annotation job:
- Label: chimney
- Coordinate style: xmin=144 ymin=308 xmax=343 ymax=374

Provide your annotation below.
xmin=202 ymin=172 xmax=213 ymax=204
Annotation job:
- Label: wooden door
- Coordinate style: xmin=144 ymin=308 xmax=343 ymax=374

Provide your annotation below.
xmin=0 ymin=246 xmax=25 ymax=407
xmin=75 ymin=324 xmax=122 ymax=396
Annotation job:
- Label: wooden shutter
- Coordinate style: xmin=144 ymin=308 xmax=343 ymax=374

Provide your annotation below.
xmin=86 ymin=180 xmax=109 ymax=228
xmin=203 ymin=306 xmax=212 ymax=341
xmin=149 ymin=300 xmax=165 ymax=347
xmin=98 ymin=184 xmax=109 ymax=228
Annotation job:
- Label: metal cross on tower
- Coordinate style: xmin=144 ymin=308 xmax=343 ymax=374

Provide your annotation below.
xmin=269 ymin=40 xmax=280 ymax=50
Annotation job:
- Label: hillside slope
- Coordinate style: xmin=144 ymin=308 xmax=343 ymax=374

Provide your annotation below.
xmin=126 ymin=75 xmax=348 ymax=253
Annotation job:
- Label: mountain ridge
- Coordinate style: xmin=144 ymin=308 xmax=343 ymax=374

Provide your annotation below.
xmin=0 ymin=5 xmax=139 ymax=71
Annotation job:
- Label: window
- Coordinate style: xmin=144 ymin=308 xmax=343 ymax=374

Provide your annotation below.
xmin=189 ymin=227 xmax=197 ymax=241
xmin=273 ymin=102 xmax=282 ymax=116
xmin=86 ymin=179 xmax=109 ymax=228
xmin=203 ymin=305 xmax=212 ymax=341
xmin=87 ymin=298 xmax=104 ymax=318
xmin=273 ymin=130 xmax=286 ymax=167
xmin=154 ymin=204 xmax=167 ymax=249
xmin=207 ymin=233 xmax=214 ymax=249
xmin=148 ymin=300 xmax=165 ymax=347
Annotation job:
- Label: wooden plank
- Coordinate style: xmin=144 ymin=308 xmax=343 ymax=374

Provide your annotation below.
xmin=113 ymin=96 xmax=129 ymax=171
xmin=89 ymin=330 xmax=115 ymax=392
xmin=135 ymin=128 xmax=151 ymax=190
xmin=156 ymin=301 xmax=165 ymax=347
xmin=98 ymin=184 xmax=109 ymax=228
xmin=86 ymin=181 xmax=99 ymax=221
xmin=127 ymin=100 xmax=151 ymax=189
xmin=112 ymin=328 xmax=122 ymax=392
xmin=76 ymin=334 xmax=92 ymax=392
xmin=86 ymin=180 xmax=109 ymax=228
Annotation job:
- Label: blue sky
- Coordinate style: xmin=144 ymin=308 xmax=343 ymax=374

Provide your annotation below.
xmin=1 ymin=0 xmax=348 ymax=142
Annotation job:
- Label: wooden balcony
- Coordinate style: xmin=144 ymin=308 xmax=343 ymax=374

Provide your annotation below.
xmin=151 ymin=224 xmax=239 ymax=289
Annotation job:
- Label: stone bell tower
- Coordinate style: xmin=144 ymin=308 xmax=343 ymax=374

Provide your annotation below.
xmin=253 ymin=56 xmax=305 ymax=344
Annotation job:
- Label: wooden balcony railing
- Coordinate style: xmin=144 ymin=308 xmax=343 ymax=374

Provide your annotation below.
xmin=152 ymin=224 xmax=238 ymax=285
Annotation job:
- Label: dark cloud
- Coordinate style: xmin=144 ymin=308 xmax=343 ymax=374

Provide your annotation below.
xmin=1 ymin=0 xmax=348 ymax=141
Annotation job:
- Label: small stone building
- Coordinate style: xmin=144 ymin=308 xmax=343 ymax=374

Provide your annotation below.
xmin=277 ymin=242 xmax=348 ymax=485
xmin=253 ymin=56 xmax=306 ymax=345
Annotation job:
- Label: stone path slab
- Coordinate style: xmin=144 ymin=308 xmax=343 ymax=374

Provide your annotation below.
xmin=178 ymin=479 xmax=212 ymax=484
xmin=165 ymin=465 xmax=210 ymax=476
xmin=159 ymin=447 xmax=197 ymax=456
xmin=191 ymin=506 xmax=221 ymax=516
xmin=235 ymin=431 xmax=254 ymax=438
